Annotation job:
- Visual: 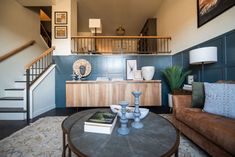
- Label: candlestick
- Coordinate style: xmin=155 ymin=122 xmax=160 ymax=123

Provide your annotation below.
xmin=117 ymin=101 xmax=130 ymax=135
xmin=131 ymin=91 xmax=143 ymax=129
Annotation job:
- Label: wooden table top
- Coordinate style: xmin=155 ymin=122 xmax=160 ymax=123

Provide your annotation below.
xmin=67 ymin=109 xmax=179 ymax=157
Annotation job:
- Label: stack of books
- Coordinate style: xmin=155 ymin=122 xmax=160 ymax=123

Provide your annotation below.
xmin=183 ymin=84 xmax=192 ymax=91
xmin=84 ymin=111 xmax=117 ymax=134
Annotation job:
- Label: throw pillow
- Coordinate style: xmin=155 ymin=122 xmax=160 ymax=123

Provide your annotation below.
xmin=192 ymin=82 xmax=205 ymax=108
xmin=203 ymin=83 xmax=235 ymax=119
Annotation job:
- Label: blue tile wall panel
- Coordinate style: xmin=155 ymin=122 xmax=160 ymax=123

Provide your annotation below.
xmin=54 ymin=55 xmax=172 ymax=108
xmin=226 ymin=31 xmax=235 ymax=66
xmin=172 ymin=52 xmax=182 ymax=66
xmin=54 ymin=29 xmax=235 ymax=108
xmin=173 ymin=29 xmax=235 ymax=83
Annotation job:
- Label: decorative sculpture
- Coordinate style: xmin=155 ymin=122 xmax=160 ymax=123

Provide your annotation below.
xmin=131 ymin=91 xmax=143 ymax=129
xmin=117 ymin=101 xmax=130 ymax=135
xmin=72 ymin=59 xmax=92 ymax=80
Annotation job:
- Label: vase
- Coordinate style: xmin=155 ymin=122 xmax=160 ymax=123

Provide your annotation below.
xmin=141 ymin=66 xmax=155 ymax=80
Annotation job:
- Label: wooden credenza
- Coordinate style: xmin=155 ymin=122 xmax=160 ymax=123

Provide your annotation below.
xmin=66 ymin=80 xmax=161 ymax=107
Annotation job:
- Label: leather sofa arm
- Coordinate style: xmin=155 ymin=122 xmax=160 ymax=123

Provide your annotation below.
xmin=172 ymin=95 xmax=192 ymax=114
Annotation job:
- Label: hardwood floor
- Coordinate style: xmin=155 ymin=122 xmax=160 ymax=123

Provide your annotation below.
xmin=0 ymin=106 xmax=168 ymax=140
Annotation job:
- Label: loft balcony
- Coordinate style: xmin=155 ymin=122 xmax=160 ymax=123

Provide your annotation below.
xmin=71 ymin=36 xmax=171 ymax=55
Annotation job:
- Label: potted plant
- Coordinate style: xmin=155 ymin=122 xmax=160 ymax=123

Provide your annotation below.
xmin=162 ymin=66 xmax=191 ymax=109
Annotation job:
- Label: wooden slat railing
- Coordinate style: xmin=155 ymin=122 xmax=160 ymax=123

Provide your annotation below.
xmin=0 ymin=40 xmax=35 ymax=62
xmin=71 ymin=36 xmax=171 ymax=54
xmin=25 ymin=46 xmax=55 ymax=85
xmin=25 ymin=46 xmax=55 ymax=123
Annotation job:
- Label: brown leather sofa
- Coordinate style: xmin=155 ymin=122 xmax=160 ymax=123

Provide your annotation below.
xmin=173 ymin=95 xmax=235 ymax=157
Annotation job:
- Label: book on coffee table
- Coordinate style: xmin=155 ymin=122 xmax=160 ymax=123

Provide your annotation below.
xmin=84 ymin=111 xmax=117 ymax=134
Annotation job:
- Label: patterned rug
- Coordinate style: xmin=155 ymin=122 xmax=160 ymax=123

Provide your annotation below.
xmin=0 ymin=115 xmax=208 ymax=157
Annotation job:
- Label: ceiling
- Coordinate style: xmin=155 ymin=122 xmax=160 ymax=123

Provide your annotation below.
xmin=77 ymin=0 xmax=163 ymax=35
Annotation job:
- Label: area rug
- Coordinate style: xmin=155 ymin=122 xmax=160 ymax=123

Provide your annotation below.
xmin=0 ymin=115 xmax=208 ymax=157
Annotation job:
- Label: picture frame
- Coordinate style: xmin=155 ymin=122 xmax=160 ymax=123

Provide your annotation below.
xmin=197 ymin=0 xmax=235 ymax=27
xmin=134 ymin=70 xmax=143 ymax=80
xmin=55 ymin=11 xmax=67 ymax=24
xmin=126 ymin=60 xmax=137 ymax=80
xmin=55 ymin=26 xmax=67 ymax=39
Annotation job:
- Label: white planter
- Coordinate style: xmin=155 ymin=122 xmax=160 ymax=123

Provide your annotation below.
xmin=168 ymin=93 xmax=173 ymax=108
xmin=141 ymin=66 xmax=155 ymax=80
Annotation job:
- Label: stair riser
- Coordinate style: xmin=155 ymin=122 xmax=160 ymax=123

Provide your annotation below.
xmin=14 ymin=82 xmax=26 ymax=88
xmin=0 ymin=100 xmax=24 ymax=108
xmin=0 ymin=113 xmax=26 ymax=120
xmin=5 ymin=90 xmax=25 ymax=97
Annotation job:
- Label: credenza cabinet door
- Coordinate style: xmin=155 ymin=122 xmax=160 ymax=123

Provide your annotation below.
xmin=66 ymin=81 xmax=161 ymax=107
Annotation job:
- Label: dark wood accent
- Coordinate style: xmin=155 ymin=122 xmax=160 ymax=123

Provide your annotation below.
xmin=139 ymin=18 xmax=157 ymax=52
xmin=0 ymin=97 xmax=23 ymax=100
xmin=66 ymin=109 xmax=179 ymax=157
xmin=0 ymin=108 xmax=26 ymax=113
xmin=0 ymin=40 xmax=35 ymax=62
xmin=4 ymin=88 xmax=24 ymax=91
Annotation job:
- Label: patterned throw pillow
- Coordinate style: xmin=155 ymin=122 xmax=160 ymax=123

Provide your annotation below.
xmin=203 ymin=83 xmax=235 ymax=119
xmin=192 ymin=82 xmax=205 ymax=108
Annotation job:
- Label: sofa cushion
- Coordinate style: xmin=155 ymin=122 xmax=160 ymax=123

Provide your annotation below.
xmin=176 ymin=108 xmax=235 ymax=155
xmin=192 ymin=82 xmax=205 ymax=108
xmin=203 ymin=83 xmax=235 ymax=119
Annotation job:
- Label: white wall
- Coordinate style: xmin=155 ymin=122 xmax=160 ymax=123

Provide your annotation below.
xmin=0 ymin=0 xmax=47 ymax=96
xmin=156 ymin=0 xmax=235 ymax=54
xmin=52 ymin=0 xmax=77 ymax=55
xmin=30 ymin=65 xmax=55 ymax=118
xmin=71 ymin=0 xmax=78 ymax=36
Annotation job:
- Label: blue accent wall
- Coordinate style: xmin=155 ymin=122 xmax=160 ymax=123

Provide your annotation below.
xmin=54 ymin=55 xmax=172 ymax=108
xmin=54 ymin=29 xmax=235 ymax=109
xmin=172 ymin=29 xmax=235 ymax=82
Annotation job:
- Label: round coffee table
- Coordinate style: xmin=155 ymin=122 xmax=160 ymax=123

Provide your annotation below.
xmin=67 ymin=109 xmax=179 ymax=157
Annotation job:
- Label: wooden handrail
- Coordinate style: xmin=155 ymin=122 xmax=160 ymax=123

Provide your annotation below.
xmin=71 ymin=36 xmax=171 ymax=39
xmin=0 ymin=40 xmax=35 ymax=62
xmin=25 ymin=46 xmax=55 ymax=69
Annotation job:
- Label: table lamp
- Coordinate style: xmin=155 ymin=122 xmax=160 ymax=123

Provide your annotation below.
xmin=189 ymin=47 xmax=217 ymax=81
xmin=89 ymin=19 xmax=102 ymax=35
xmin=89 ymin=19 xmax=102 ymax=51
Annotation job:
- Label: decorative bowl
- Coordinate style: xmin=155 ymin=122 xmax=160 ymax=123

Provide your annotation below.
xmin=110 ymin=105 xmax=149 ymax=119
xmin=141 ymin=66 xmax=155 ymax=80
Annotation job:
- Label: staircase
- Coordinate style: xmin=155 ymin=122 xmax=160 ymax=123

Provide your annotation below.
xmin=0 ymin=75 xmax=28 ymax=120
xmin=0 ymin=46 xmax=55 ymax=123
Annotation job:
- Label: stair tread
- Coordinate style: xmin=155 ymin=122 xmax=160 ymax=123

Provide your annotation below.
xmin=5 ymin=88 xmax=25 ymax=91
xmin=0 ymin=97 xmax=24 ymax=100
xmin=15 ymin=81 xmax=27 ymax=82
xmin=0 ymin=107 xmax=26 ymax=113
xmin=23 ymin=73 xmax=39 ymax=76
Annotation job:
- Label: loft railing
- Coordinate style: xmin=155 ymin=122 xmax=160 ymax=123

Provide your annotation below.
xmin=71 ymin=36 xmax=171 ymax=54
xmin=0 ymin=40 xmax=35 ymax=62
xmin=25 ymin=46 xmax=55 ymax=123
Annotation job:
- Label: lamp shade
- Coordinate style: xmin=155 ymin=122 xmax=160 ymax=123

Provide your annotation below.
xmin=89 ymin=18 xmax=102 ymax=34
xmin=189 ymin=47 xmax=217 ymax=65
